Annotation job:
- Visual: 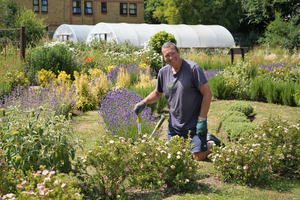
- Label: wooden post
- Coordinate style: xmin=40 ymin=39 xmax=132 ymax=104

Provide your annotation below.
xmin=20 ymin=26 xmax=25 ymax=60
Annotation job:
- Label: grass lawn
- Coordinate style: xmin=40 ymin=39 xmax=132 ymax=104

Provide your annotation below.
xmin=71 ymin=100 xmax=300 ymax=199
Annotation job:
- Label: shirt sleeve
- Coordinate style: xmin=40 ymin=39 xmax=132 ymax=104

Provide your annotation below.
xmin=156 ymin=69 xmax=164 ymax=93
xmin=192 ymin=65 xmax=208 ymax=90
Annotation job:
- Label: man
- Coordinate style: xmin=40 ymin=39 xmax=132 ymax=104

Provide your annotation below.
xmin=134 ymin=42 xmax=220 ymax=161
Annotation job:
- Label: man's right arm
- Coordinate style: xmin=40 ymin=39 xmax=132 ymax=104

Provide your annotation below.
xmin=134 ymin=90 xmax=163 ymax=115
xmin=143 ymin=90 xmax=163 ymax=104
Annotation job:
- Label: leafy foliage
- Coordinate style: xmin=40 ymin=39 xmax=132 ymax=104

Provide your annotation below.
xmin=149 ymin=31 xmax=177 ymax=54
xmin=99 ymin=88 xmax=161 ymax=139
xmin=0 ymin=103 xmax=82 ymax=172
xmin=226 ymin=101 xmax=254 ymax=116
xmin=25 ymin=42 xmax=77 ymax=83
xmin=76 ymin=134 xmax=200 ymax=199
xmin=259 ymin=12 xmax=300 ymax=50
xmin=212 ymin=117 xmax=300 ymax=185
xmin=14 ymin=9 xmax=47 ymax=46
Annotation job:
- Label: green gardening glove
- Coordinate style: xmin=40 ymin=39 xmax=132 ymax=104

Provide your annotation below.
xmin=196 ymin=119 xmax=208 ymax=137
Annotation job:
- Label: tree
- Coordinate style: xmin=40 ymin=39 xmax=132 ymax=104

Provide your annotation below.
xmin=0 ymin=0 xmax=21 ymax=28
xmin=259 ymin=12 xmax=300 ymax=50
xmin=14 ymin=9 xmax=48 ymax=46
xmin=240 ymin=0 xmax=300 ymax=33
xmin=144 ymin=0 xmax=162 ymax=24
xmin=152 ymin=0 xmax=243 ymax=32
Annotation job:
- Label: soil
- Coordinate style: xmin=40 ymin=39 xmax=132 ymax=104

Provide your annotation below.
xmin=71 ymin=109 xmax=84 ymax=116
xmin=126 ymin=172 xmax=225 ymax=199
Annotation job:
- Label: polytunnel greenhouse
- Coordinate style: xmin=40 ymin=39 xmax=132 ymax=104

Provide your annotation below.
xmin=53 ymin=24 xmax=94 ymax=44
xmin=54 ymin=23 xmax=235 ymax=48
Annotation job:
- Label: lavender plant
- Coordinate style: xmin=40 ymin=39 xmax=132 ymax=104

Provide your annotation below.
xmin=203 ymin=69 xmax=222 ymax=80
xmin=99 ymin=88 xmax=162 ymax=139
xmin=0 ymin=81 xmax=77 ymax=117
xmin=258 ymin=62 xmax=300 ymax=82
xmin=106 ymin=64 xmax=156 ymax=87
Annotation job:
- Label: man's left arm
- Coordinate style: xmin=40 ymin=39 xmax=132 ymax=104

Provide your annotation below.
xmin=199 ymin=83 xmax=212 ymax=119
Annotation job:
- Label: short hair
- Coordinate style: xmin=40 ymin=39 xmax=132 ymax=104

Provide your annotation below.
xmin=161 ymin=42 xmax=179 ymax=54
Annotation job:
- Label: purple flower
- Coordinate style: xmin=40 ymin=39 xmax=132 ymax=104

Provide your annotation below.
xmin=99 ymin=88 xmax=162 ymax=139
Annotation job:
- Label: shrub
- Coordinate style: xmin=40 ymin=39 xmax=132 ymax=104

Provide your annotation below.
xmin=106 ymin=64 xmax=152 ymax=87
xmin=0 ymin=103 xmax=82 ymax=172
xmin=259 ymin=12 xmax=300 ymax=50
xmin=73 ymin=71 xmax=96 ymax=112
xmin=115 ymin=67 xmax=131 ymax=89
xmin=0 ymin=145 xmax=19 ymax=195
xmin=250 ymin=76 xmax=267 ymax=101
xmin=88 ymin=69 xmax=109 ymax=107
xmin=223 ymin=121 xmax=257 ymax=141
xmin=2 ymin=69 xmax=29 ymax=90
xmin=0 ymin=166 xmax=82 ymax=199
xmin=220 ymin=111 xmax=247 ymax=123
xmin=25 ymin=41 xmax=77 ymax=83
xmin=14 ymin=8 xmax=47 ymax=46
xmin=212 ymin=117 xmax=300 ymax=186
xmin=0 ymin=82 xmax=77 ymax=117
xmin=149 ymin=31 xmax=177 ymax=54
xmin=208 ymin=75 xmax=233 ymax=99
xmin=77 ymin=134 xmax=200 ymax=199
xmin=148 ymin=31 xmax=177 ymax=73
xmin=226 ymin=101 xmax=254 ymax=116
xmin=38 ymin=69 xmax=57 ymax=87
xmin=99 ymin=88 xmax=162 ymax=139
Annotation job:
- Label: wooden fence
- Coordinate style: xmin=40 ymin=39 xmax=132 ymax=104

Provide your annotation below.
xmin=0 ymin=26 xmax=25 ymax=60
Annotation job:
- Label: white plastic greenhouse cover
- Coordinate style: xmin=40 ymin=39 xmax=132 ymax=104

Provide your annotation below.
xmin=53 ymin=24 xmax=94 ymax=44
xmin=85 ymin=23 xmax=234 ymax=48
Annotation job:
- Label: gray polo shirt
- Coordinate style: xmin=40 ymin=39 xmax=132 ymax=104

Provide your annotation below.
xmin=156 ymin=59 xmax=207 ymax=130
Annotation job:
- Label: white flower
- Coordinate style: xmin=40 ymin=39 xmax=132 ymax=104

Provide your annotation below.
xmin=109 ymin=140 xmax=114 ymax=144
xmin=61 ymin=183 xmax=66 ymax=188
xmin=177 ymin=155 xmax=181 ymax=159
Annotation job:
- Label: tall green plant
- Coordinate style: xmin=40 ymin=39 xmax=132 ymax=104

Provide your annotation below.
xmin=0 ymin=104 xmax=82 ymax=172
xmin=14 ymin=8 xmax=47 ymax=46
xmin=25 ymin=42 xmax=77 ymax=82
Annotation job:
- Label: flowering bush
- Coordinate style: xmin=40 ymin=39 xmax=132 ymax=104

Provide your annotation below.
xmin=73 ymin=70 xmax=109 ymax=111
xmin=0 ymin=166 xmax=82 ymax=199
xmin=37 ymin=69 xmax=57 ymax=87
xmin=134 ymin=135 xmax=200 ymax=191
xmin=0 ymin=103 xmax=82 ymax=172
xmin=0 ymin=81 xmax=77 ymax=117
xmin=258 ymin=62 xmax=299 ymax=82
xmin=2 ymin=69 xmax=30 ymax=90
xmin=106 ymin=64 xmax=155 ymax=87
xmin=212 ymin=117 xmax=300 ymax=186
xmin=99 ymin=88 xmax=161 ymax=139
xmin=76 ymin=134 xmax=200 ymax=199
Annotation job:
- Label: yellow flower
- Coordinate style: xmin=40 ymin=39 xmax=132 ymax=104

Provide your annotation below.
xmin=12 ymin=131 xmax=19 ymax=136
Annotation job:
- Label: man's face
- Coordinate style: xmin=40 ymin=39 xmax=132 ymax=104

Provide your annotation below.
xmin=162 ymin=45 xmax=181 ymax=68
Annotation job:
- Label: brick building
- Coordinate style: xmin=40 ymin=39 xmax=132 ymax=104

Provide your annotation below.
xmin=22 ymin=0 xmax=144 ymax=31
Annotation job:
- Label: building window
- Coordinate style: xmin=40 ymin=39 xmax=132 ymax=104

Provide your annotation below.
xmin=84 ymin=1 xmax=92 ymax=14
xmin=101 ymin=2 xmax=107 ymax=13
xmin=33 ymin=0 xmax=39 ymax=12
xmin=73 ymin=1 xmax=81 ymax=14
xmin=120 ymin=3 xmax=127 ymax=15
xmin=41 ymin=0 xmax=48 ymax=12
xmin=129 ymin=3 xmax=137 ymax=15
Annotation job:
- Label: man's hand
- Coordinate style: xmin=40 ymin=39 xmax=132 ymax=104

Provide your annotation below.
xmin=134 ymin=101 xmax=146 ymax=115
xmin=196 ymin=119 xmax=208 ymax=137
